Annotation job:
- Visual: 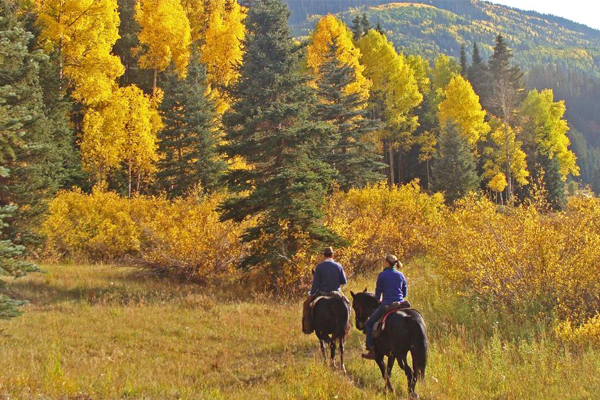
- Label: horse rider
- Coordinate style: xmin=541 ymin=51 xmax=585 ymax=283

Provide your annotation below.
xmin=362 ymin=254 xmax=408 ymax=360
xmin=302 ymin=247 xmax=348 ymax=334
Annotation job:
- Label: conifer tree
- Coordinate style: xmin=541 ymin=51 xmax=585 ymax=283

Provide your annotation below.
xmin=0 ymin=3 xmax=79 ymax=242
xmin=157 ymin=51 xmax=225 ymax=197
xmin=316 ymin=40 xmax=383 ymax=190
xmin=467 ymin=42 xmax=490 ymax=107
xmin=360 ymin=13 xmax=371 ymax=34
xmin=221 ymin=0 xmax=340 ymax=281
xmin=486 ymin=35 xmax=526 ymax=199
xmin=460 ymin=45 xmax=468 ymax=77
xmin=432 ymin=124 xmax=480 ymax=204
xmin=487 ymin=34 xmax=525 ymax=116
xmin=351 ymin=13 xmax=362 ymax=40
xmin=0 ymin=204 xmax=38 ymax=319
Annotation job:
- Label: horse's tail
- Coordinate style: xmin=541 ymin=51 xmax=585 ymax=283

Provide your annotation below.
xmin=408 ymin=311 xmax=428 ymax=381
xmin=333 ymin=298 xmax=351 ymax=339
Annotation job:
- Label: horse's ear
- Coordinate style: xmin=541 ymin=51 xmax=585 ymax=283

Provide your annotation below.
xmin=363 ymin=287 xmax=367 ymax=292
xmin=350 ymin=291 xmax=355 ymax=298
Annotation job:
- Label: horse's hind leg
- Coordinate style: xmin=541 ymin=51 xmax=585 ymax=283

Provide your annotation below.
xmin=339 ymin=339 xmax=346 ymax=375
xmin=329 ymin=340 xmax=337 ymax=369
xmin=375 ymin=356 xmax=393 ymax=393
xmin=385 ymin=356 xmax=395 ymax=393
xmin=398 ymin=354 xmax=417 ymax=398
xmin=319 ymin=340 xmax=327 ymax=363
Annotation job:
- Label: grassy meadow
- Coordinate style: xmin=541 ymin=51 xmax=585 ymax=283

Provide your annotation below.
xmin=1 ymin=262 xmax=600 ymax=399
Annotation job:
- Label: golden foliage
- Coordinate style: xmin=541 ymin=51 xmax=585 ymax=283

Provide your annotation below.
xmin=134 ymin=194 xmax=246 ymax=280
xmin=307 ymin=15 xmax=370 ymax=101
xmin=357 ymin=30 xmax=422 ymax=145
xmin=135 ymin=0 xmax=191 ymax=77
xmin=182 ymin=0 xmax=246 ymax=114
xmin=520 ymin=89 xmax=579 ymax=180
xmin=201 ymin=0 xmax=246 ymax=114
xmin=42 ymin=188 xmax=246 ymax=280
xmin=431 ymin=194 xmax=600 ymax=326
xmin=36 ymin=0 xmax=124 ymax=106
xmin=556 ymin=314 xmax=600 ymax=348
xmin=81 ymin=85 xmax=163 ymax=185
xmin=438 ymin=75 xmax=490 ymax=146
xmin=42 ymin=187 xmax=141 ymax=260
xmin=482 ymin=119 xmax=530 ymax=189
xmin=325 ymin=182 xmax=444 ymax=275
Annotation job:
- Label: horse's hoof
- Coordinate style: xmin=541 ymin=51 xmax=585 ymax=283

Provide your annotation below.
xmin=409 ymin=392 xmax=419 ymax=400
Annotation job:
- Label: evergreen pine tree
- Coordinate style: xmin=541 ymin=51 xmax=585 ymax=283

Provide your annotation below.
xmin=0 ymin=3 xmax=79 ymax=244
xmin=432 ymin=124 xmax=480 ymax=203
xmin=0 ymin=204 xmax=38 ymax=319
xmin=487 ymin=34 xmax=525 ymax=116
xmin=375 ymin=20 xmax=383 ymax=35
xmin=459 ymin=44 xmax=468 ymax=77
xmin=157 ymin=50 xmax=225 ymax=197
xmin=221 ymin=0 xmax=340 ymax=281
xmin=487 ymin=34 xmax=526 ymax=199
xmin=467 ymin=42 xmax=491 ymax=107
xmin=316 ymin=39 xmax=384 ymax=191
xmin=541 ymin=155 xmax=566 ymax=209
xmin=351 ymin=13 xmax=362 ymax=40
xmin=360 ymin=13 xmax=371 ymax=34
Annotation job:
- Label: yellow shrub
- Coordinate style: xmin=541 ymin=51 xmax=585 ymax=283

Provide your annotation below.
xmin=43 ymin=189 xmax=246 ymax=281
xmin=42 ymin=188 xmax=140 ymax=260
xmin=135 ymin=194 xmax=246 ymax=281
xmin=325 ymin=181 xmax=445 ymax=275
xmin=556 ymin=315 xmax=600 ymax=348
xmin=432 ymin=194 xmax=600 ymax=323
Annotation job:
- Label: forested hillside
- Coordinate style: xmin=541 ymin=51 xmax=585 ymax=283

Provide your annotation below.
xmin=285 ymin=0 xmax=600 ymax=190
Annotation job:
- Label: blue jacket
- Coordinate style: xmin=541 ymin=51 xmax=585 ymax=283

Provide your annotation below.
xmin=310 ymin=260 xmax=347 ymax=295
xmin=375 ymin=267 xmax=407 ymax=305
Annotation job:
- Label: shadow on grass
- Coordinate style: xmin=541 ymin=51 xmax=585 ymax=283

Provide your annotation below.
xmin=4 ymin=266 xmax=211 ymax=308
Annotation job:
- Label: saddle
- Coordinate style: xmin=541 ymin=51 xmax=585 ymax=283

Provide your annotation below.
xmin=310 ymin=290 xmax=350 ymax=308
xmin=373 ymin=300 xmax=412 ymax=338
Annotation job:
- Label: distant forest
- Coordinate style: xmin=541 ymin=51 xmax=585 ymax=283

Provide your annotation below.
xmin=284 ymin=0 xmax=600 ymax=191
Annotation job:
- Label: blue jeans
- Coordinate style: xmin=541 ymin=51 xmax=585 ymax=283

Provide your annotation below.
xmin=365 ymin=304 xmax=386 ymax=350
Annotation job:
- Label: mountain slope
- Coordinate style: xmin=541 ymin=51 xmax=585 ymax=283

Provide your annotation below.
xmin=285 ymin=0 xmax=600 ymax=184
xmin=288 ymin=0 xmax=600 ymax=76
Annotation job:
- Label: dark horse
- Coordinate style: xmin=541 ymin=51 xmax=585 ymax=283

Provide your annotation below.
xmin=311 ymin=295 xmax=351 ymax=373
xmin=351 ymin=289 xmax=428 ymax=398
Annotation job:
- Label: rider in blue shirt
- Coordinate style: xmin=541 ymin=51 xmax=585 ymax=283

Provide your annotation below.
xmin=362 ymin=254 xmax=408 ymax=360
xmin=302 ymin=247 xmax=347 ymax=334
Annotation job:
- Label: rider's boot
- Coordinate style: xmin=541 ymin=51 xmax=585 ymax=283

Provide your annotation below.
xmin=361 ymin=348 xmax=376 ymax=360
xmin=302 ymin=297 xmax=314 ymax=334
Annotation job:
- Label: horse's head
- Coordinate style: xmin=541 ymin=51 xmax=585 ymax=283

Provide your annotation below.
xmin=350 ymin=288 xmax=378 ymax=332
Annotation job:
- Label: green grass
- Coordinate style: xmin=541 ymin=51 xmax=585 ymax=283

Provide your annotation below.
xmin=1 ymin=262 xmax=600 ymax=399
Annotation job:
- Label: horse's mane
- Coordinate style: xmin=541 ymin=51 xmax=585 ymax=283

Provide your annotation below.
xmin=354 ymin=291 xmax=379 ymax=307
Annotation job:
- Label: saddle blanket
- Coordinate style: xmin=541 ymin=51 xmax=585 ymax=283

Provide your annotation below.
xmin=310 ymin=291 xmax=350 ymax=308
xmin=373 ymin=300 xmax=412 ymax=338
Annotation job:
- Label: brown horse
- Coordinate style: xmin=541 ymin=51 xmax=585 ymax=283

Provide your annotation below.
xmin=351 ymin=290 xmax=428 ymax=398
xmin=311 ymin=295 xmax=351 ymax=373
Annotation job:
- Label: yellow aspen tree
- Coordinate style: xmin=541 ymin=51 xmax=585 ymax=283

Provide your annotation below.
xmin=307 ymin=15 xmax=370 ymax=101
xmin=82 ymin=85 xmax=162 ymax=195
xmin=201 ymin=0 xmax=246 ymax=113
xmin=406 ymin=54 xmax=431 ymax=96
xmin=482 ymin=119 xmax=529 ymax=200
xmin=357 ymin=30 xmax=422 ymax=184
xmin=438 ymin=75 xmax=490 ymax=146
xmin=135 ymin=0 xmax=191 ymax=89
xmin=520 ymin=89 xmax=579 ymax=180
xmin=36 ymin=0 xmax=124 ymax=106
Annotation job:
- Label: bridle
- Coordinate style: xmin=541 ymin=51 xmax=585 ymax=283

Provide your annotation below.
xmin=353 ymin=300 xmax=367 ymax=331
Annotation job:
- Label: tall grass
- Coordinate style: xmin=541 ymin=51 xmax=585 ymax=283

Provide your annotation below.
xmin=1 ymin=262 xmax=600 ymax=399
